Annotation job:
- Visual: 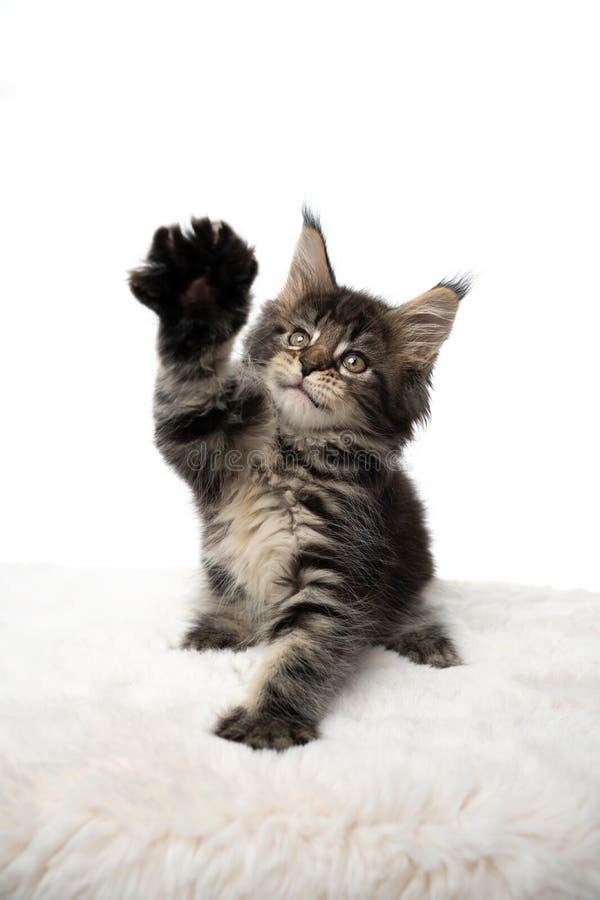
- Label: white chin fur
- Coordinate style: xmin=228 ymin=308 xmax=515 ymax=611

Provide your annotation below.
xmin=271 ymin=383 xmax=335 ymax=429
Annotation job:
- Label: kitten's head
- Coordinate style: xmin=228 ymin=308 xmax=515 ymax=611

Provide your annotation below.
xmin=247 ymin=209 xmax=469 ymax=441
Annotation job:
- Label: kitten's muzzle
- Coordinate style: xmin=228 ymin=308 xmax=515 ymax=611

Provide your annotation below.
xmin=277 ymin=374 xmax=325 ymax=410
xmin=300 ymin=348 xmax=330 ymax=377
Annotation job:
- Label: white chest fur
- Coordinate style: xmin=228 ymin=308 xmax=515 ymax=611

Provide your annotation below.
xmin=205 ymin=472 xmax=307 ymax=606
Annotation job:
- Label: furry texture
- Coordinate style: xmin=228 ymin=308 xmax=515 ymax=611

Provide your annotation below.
xmin=1 ymin=565 xmax=600 ymax=900
xmin=128 ymin=212 xmax=468 ymax=749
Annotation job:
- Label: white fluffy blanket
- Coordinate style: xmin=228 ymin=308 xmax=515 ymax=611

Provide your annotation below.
xmin=1 ymin=565 xmax=599 ymax=899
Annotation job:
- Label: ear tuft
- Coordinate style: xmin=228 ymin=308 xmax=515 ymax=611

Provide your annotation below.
xmin=279 ymin=208 xmax=337 ymax=304
xmin=301 ymin=204 xmax=323 ymax=232
xmin=435 ymin=274 xmax=473 ymax=302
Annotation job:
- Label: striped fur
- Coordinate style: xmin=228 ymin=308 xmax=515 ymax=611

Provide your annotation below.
xmin=129 ymin=211 xmax=469 ymax=750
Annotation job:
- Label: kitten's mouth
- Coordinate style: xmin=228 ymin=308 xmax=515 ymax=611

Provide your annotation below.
xmin=278 ymin=380 xmax=327 ymax=411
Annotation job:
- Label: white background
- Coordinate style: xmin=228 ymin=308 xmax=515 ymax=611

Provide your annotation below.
xmin=1 ymin=0 xmax=598 ymax=590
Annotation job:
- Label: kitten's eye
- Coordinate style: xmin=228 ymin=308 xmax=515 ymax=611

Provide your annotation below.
xmin=341 ymin=352 xmax=367 ymax=373
xmin=288 ymin=330 xmax=310 ymax=348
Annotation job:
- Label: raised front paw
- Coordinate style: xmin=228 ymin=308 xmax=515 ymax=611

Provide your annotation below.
xmin=214 ymin=705 xmax=318 ymax=751
xmin=129 ymin=217 xmax=258 ymax=343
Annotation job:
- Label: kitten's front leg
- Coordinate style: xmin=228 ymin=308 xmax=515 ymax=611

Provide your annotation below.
xmin=214 ymin=588 xmax=366 ymax=750
xmin=129 ymin=217 xmax=267 ymax=491
xmin=129 ymin=217 xmax=257 ymax=351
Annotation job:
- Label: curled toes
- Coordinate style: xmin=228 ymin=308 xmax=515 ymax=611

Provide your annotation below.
xmin=129 ymin=217 xmax=257 ymax=319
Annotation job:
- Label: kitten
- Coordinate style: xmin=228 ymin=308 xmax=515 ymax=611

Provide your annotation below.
xmin=129 ymin=210 xmax=469 ymax=751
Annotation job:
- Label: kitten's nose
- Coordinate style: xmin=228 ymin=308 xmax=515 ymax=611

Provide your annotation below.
xmin=300 ymin=356 xmax=324 ymax=377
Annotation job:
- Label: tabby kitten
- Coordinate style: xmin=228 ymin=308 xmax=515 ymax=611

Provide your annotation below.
xmin=129 ymin=210 xmax=469 ymax=751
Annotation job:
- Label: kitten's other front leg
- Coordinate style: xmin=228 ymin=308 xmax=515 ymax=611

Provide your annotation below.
xmin=214 ymin=588 xmax=367 ymax=750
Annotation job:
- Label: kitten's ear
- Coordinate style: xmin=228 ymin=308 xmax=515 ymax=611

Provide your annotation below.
xmin=390 ymin=278 xmax=470 ymax=368
xmin=279 ymin=207 xmax=337 ymax=304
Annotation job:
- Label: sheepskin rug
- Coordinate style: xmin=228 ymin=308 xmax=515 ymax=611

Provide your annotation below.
xmin=1 ymin=565 xmax=599 ymax=900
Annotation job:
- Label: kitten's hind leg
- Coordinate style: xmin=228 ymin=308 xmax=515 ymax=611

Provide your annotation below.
xmin=382 ymin=613 xmax=462 ymax=668
xmin=181 ymin=597 xmax=257 ymax=652
xmin=181 ymin=611 xmax=250 ymax=651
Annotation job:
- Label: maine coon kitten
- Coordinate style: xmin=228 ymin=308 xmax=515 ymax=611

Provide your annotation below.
xmin=129 ymin=210 xmax=469 ymax=751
